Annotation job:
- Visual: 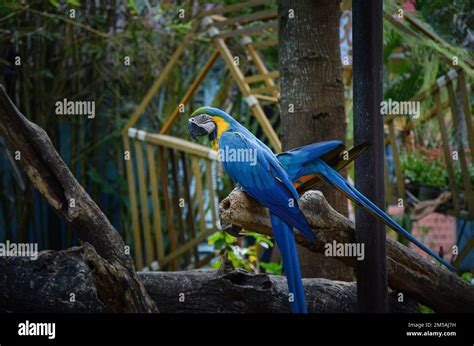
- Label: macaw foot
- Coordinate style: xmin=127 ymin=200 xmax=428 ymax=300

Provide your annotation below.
xmin=232 ymin=185 xmax=245 ymax=193
xmin=223 ymin=223 xmax=244 ymax=237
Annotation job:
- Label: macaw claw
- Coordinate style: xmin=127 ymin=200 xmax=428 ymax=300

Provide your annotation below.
xmin=223 ymin=224 xmax=244 ymax=237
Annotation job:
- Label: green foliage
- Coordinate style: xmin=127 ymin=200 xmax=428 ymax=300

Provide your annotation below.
xmin=127 ymin=0 xmax=138 ymax=15
xmin=385 ymin=1 xmax=473 ymax=78
xmin=259 ymin=261 xmax=282 ymax=275
xmin=401 ymin=151 xmax=448 ymax=189
xmin=419 ymin=304 xmax=434 ymax=313
xmin=208 ymin=230 xmax=280 ymax=273
xmin=67 ymin=0 xmax=81 ymax=7
xmin=416 ymin=0 xmax=473 ymax=48
xmin=86 ymin=168 xmax=129 ymax=206
xmin=401 ymin=149 xmax=474 ymax=191
xmin=165 ymin=22 xmax=192 ymax=34
xmin=460 ymin=271 xmax=472 ymax=283
xmin=454 ymin=165 xmax=474 ymax=192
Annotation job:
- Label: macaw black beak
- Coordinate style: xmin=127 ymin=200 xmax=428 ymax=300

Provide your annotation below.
xmin=188 ymin=116 xmax=216 ymax=140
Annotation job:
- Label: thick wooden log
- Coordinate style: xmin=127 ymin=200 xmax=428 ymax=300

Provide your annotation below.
xmin=0 ymin=248 xmax=418 ymax=313
xmin=0 ymin=85 xmax=157 ymax=313
xmin=219 ymin=189 xmax=474 ymax=313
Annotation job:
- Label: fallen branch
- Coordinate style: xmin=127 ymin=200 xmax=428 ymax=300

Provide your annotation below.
xmin=220 ymin=189 xmax=474 ymax=313
xmin=0 ymin=85 xmax=157 ymax=313
xmin=0 ymin=248 xmax=418 ymax=313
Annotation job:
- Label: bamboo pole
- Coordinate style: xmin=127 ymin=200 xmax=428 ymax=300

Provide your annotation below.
xmin=214 ymin=10 xmax=277 ymax=28
xmin=122 ymin=134 xmax=143 ymax=269
xmin=122 ymin=20 xmax=200 ymax=132
xmin=169 ymin=149 xmax=187 ymax=264
xmin=434 ymin=90 xmax=461 ymax=215
xmin=458 ymin=71 xmax=474 ymax=158
xmin=244 ymin=71 xmax=279 ymax=84
xmin=250 ymin=84 xmax=279 ymax=95
xmin=446 ymin=81 xmax=474 ymax=218
xmin=160 ymin=49 xmax=220 ymax=135
xmin=194 ymin=252 xmax=215 ymax=269
xmin=191 ymin=157 xmax=206 ymax=233
xmin=134 ymin=139 xmax=154 ymax=266
xmin=181 ymin=152 xmax=199 ymax=263
xmin=245 ymin=43 xmax=279 ymax=98
xmin=132 ymin=130 xmax=217 ymax=160
xmin=146 ymin=143 xmax=165 ymax=263
xmin=158 ymin=147 xmax=178 ymax=271
xmin=253 ymin=39 xmax=278 ymax=49
xmin=214 ymin=37 xmax=281 ymax=151
xmin=205 ymin=160 xmax=218 ymax=229
xmin=254 ymin=94 xmax=278 ymax=103
xmin=198 ymin=0 xmax=271 ymax=18
xmin=215 ymin=21 xmax=277 ymax=39
xmin=159 ymin=228 xmax=215 ymax=267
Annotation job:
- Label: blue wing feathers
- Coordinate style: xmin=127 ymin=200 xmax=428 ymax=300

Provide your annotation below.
xmin=277 ymin=141 xmax=343 ymax=181
xmin=219 ymin=131 xmax=314 ymax=242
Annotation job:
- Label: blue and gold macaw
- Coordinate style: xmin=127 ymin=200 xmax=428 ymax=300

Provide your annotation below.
xmin=188 ymin=107 xmax=456 ymax=313
xmin=189 ymin=106 xmax=314 ymax=313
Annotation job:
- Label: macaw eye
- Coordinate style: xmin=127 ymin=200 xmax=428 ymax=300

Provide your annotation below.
xmin=198 ymin=114 xmax=211 ymax=123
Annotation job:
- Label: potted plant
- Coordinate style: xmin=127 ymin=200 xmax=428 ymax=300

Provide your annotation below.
xmin=400 ymin=146 xmax=448 ymax=201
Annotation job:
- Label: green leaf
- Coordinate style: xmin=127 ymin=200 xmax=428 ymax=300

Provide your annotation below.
xmin=128 ymin=0 xmax=138 ymax=15
xmin=49 ymin=0 xmax=59 ymax=8
xmin=67 ymin=0 xmax=81 ymax=7
xmin=211 ymin=260 xmax=222 ymax=269
xmin=260 ymin=261 xmax=282 ymax=275
xmin=208 ymin=231 xmax=222 ymax=245
xmin=224 ymin=232 xmax=237 ymax=244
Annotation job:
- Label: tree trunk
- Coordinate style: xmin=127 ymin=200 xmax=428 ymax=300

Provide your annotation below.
xmin=0 ymin=247 xmax=419 ymax=313
xmin=278 ymin=0 xmax=349 ymax=279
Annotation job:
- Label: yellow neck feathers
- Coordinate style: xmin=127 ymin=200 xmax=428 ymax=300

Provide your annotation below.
xmin=211 ymin=116 xmax=230 ymax=150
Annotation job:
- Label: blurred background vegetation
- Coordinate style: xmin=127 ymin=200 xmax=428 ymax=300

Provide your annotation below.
xmin=0 ymin=0 xmax=472 ymax=275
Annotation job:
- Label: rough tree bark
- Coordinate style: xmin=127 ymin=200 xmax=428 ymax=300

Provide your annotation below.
xmin=278 ymin=0 xmax=350 ymax=279
xmin=0 ymin=85 xmax=157 ymax=313
xmin=219 ymin=189 xmax=474 ymax=313
xmin=0 ymin=247 xmax=418 ymax=313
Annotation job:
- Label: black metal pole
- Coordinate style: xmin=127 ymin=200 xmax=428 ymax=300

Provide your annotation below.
xmin=352 ymin=0 xmax=388 ymax=312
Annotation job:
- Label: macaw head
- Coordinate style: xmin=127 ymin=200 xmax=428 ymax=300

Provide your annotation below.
xmin=188 ymin=106 xmax=234 ymax=142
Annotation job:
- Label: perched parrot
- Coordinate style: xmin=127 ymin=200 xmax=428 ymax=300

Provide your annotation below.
xmin=189 ymin=106 xmax=314 ymax=313
xmin=188 ymin=106 xmax=456 ymax=312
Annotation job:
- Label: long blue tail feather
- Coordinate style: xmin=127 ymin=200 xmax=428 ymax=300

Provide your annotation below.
xmin=316 ymin=160 xmax=457 ymax=272
xmin=270 ymin=213 xmax=308 ymax=313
